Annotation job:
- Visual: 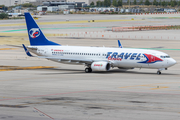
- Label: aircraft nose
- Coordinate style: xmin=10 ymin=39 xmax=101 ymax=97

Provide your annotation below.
xmin=169 ymin=58 xmax=176 ymax=66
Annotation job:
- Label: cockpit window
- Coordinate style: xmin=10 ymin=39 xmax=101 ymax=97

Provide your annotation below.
xmin=160 ymin=56 xmax=170 ymax=58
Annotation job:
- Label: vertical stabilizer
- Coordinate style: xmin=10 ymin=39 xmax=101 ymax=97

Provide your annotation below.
xmin=24 ymin=12 xmax=60 ymax=46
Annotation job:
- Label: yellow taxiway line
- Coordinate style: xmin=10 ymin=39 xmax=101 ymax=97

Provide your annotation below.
xmin=0 ymin=33 xmax=67 ymax=37
xmin=0 ymin=19 xmax=142 ymax=27
xmin=0 ymin=66 xmax=56 ymax=72
xmin=0 ymin=48 xmax=18 ymax=50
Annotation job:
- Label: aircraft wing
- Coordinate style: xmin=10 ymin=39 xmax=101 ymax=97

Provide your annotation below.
xmin=38 ymin=56 xmax=93 ymax=63
xmin=38 ymin=56 xmax=109 ymax=64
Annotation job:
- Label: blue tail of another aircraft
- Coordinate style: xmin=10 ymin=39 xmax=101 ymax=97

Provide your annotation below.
xmin=24 ymin=12 xmax=60 ymax=46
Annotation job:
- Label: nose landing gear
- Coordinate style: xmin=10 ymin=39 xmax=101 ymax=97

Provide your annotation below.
xmin=157 ymin=68 xmax=167 ymax=75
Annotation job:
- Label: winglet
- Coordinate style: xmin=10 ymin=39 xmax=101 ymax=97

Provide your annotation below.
xmin=22 ymin=44 xmax=33 ymax=57
xmin=118 ymin=40 xmax=123 ymax=48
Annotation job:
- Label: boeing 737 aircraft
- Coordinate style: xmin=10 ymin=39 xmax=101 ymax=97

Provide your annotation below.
xmin=23 ymin=12 xmax=176 ymax=75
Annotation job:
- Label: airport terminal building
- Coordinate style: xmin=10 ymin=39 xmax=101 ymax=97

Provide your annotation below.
xmin=0 ymin=0 xmax=103 ymax=6
xmin=0 ymin=0 xmax=177 ymax=6
xmin=0 ymin=0 xmax=37 ymax=7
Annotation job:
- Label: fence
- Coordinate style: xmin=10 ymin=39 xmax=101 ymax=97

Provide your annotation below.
xmin=135 ymin=12 xmax=180 ymax=15
xmin=112 ymin=25 xmax=180 ymax=32
xmin=52 ymin=30 xmax=180 ymax=40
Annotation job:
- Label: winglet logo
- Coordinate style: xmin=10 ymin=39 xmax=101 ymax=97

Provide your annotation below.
xmin=29 ymin=28 xmax=40 ymax=38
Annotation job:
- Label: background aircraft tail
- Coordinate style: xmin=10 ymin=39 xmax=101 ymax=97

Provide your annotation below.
xmin=24 ymin=12 xmax=60 ymax=46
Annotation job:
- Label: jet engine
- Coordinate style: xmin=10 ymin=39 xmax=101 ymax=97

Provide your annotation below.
xmin=91 ymin=62 xmax=111 ymax=71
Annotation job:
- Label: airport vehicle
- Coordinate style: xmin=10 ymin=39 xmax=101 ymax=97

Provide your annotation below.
xmin=8 ymin=13 xmax=24 ymax=16
xmin=23 ymin=12 xmax=176 ymax=74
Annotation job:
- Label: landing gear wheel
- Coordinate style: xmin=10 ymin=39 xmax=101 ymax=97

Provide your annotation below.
xmin=85 ymin=68 xmax=92 ymax=73
xmin=157 ymin=71 xmax=161 ymax=75
xmin=85 ymin=68 xmax=89 ymax=73
xmin=88 ymin=68 xmax=92 ymax=72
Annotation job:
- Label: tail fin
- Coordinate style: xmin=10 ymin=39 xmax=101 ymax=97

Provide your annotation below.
xmin=24 ymin=12 xmax=60 ymax=46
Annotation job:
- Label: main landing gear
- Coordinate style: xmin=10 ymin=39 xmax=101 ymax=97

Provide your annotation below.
xmin=157 ymin=71 xmax=161 ymax=75
xmin=85 ymin=68 xmax=92 ymax=73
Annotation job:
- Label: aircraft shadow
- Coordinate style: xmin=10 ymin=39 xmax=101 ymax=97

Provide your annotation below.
xmin=40 ymin=68 xmax=178 ymax=75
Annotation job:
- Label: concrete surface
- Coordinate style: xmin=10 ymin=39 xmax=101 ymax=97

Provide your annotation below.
xmin=0 ymin=14 xmax=180 ymax=120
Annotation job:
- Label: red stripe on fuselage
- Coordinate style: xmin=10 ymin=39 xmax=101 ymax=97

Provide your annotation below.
xmin=144 ymin=54 xmax=163 ymax=63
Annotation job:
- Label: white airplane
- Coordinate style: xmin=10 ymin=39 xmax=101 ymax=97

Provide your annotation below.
xmin=23 ymin=12 xmax=176 ymax=75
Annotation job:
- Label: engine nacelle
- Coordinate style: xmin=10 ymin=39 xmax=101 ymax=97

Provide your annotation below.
xmin=91 ymin=62 xmax=111 ymax=71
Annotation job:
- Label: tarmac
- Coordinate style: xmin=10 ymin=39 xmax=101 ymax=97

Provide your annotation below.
xmin=0 ymin=14 xmax=180 ymax=120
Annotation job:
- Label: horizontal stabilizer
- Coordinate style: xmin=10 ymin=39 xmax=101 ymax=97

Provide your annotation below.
xmin=22 ymin=44 xmax=33 ymax=57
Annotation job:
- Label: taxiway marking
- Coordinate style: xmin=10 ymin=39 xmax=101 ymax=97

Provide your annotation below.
xmin=0 ymin=19 xmax=142 ymax=27
xmin=119 ymin=82 xmax=180 ymax=90
xmin=0 ymin=48 xmax=18 ymax=50
xmin=0 ymin=66 xmax=56 ymax=71
xmin=34 ymin=107 xmax=54 ymax=120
